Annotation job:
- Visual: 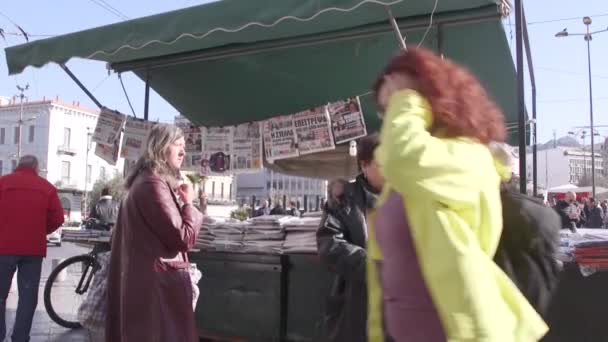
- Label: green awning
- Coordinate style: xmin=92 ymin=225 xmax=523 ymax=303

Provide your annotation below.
xmin=4 ymin=0 xmax=520 ymax=143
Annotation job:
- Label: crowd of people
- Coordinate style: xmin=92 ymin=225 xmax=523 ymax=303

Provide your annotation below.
xmin=550 ymin=192 xmax=607 ymax=229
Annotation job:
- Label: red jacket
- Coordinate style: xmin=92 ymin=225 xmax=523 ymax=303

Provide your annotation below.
xmin=0 ymin=167 xmax=64 ymax=256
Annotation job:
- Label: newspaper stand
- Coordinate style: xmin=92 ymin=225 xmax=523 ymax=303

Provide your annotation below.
xmin=4 ymin=1 xmax=547 ymax=341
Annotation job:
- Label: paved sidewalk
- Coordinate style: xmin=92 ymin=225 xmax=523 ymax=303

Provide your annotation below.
xmin=3 ymin=244 xmax=100 ymax=342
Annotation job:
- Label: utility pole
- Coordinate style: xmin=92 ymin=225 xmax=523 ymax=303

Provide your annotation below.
xmin=83 ymin=128 xmax=92 ymax=219
xmin=15 ymin=84 xmax=29 ymax=160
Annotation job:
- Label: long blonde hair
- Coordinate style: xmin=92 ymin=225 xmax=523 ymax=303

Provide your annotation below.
xmin=125 ymin=123 xmax=184 ymax=189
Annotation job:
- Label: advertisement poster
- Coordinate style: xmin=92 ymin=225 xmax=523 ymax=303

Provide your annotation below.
xmin=327 ymin=97 xmax=367 ymax=144
xmin=263 ymin=115 xmax=298 ymax=161
xmin=201 ymin=127 xmax=233 ymax=175
xmin=293 ymin=106 xmax=335 ymax=155
xmin=120 ymin=117 xmax=155 ymax=161
xmin=175 ymin=116 xmax=203 ymax=171
xmin=232 ymin=122 xmax=263 ymax=173
xmin=92 ymin=108 xmax=126 ymax=145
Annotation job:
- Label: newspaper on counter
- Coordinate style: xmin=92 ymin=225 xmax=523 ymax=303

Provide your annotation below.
xmin=201 ymin=127 xmax=233 ymax=176
xmin=121 ymin=117 xmax=156 ymax=161
xmin=327 ymin=97 xmax=367 ymax=144
xmin=293 ymin=106 xmax=335 ymax=155
xmin=92 ymin=108 xmax=126 ymax=145
xmin=263 ymin=115 xmax=299 ymax=161
xmin=232 ymin=122 xmax=263 ymax=173
xmin=175 ymin=116 xmax=203 ymax=171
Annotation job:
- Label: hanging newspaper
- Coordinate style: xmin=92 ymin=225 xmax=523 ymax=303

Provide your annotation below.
xmin=293 ymin=106 xmax=335 ymax=155
xmin=232 ymin=122 xmax=263 ymax=173
xmin=327 ymin=97 xmax=367 ymax=144
xmin=92 ymin=108 xmax=126 ymax=145
xmin=263 ymin=115 xmax=298 ymax=162
xmin=121 ymin=117 xmax=155 ymax=161
xmin=94 ymin=138 xmax=121 ymax=166
xmin=175 ymin=116 xmax=203 ymax=171
xmin=201 ymin=127 xmax=233 ymax=176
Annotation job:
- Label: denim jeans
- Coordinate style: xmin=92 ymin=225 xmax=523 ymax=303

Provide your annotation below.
xmin=0 ymin=255 xmax=43 ymax=342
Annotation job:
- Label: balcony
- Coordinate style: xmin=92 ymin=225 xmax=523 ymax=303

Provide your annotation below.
xmin=55 ymin=178 xmax=79 ymax=190
xmin=57 ymin=145 xmax=77 ymax=156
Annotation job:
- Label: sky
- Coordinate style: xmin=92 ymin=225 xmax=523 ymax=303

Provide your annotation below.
xmin=1 ymin=0 xmax=608 ymax=144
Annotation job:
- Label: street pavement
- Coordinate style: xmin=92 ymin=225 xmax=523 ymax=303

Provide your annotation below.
xmin=4 ymin=242 xmax=101 ymax=342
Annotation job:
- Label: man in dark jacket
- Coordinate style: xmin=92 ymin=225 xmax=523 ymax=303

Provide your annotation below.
xmin=0 ymin=155 xmax=64 ymax=342
xmin=585 ymin=198 xmax=605 ymax=228
xmin=317 ymin=134 xmax=384 ymax=342
xmin=89 ymin=187 xmax=119 ymax=230
xmin=554 ymin=191 xmax=580 ymax=229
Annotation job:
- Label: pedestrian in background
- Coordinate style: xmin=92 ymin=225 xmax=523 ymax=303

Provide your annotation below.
xmin=0 ymin=155 xmax=64 ymax=342
xmin=106 ymin=124 xmax=203 ymax=342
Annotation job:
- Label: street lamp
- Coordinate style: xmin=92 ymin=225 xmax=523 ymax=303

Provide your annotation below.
xmin=556 ymin=16 xmax=608 ymax=197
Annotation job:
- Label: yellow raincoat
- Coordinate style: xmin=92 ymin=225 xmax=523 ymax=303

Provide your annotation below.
xmin=370 ymin=89 xmax=548 ymax=341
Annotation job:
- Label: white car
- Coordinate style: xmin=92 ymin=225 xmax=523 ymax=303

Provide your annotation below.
xmin=47 ymin=228 xmax=62 ymax=247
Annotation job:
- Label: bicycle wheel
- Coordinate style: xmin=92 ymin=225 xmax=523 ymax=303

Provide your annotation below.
xmin=44 ymin=254 xmax=99 ymax=329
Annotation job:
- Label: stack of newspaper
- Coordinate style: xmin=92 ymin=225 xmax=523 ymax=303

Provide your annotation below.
xmin=283 ymin=217 xmax=321 ymax=254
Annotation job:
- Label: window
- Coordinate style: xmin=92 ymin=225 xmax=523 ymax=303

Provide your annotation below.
xmin=61 ymin=161 xmax=71 ymax=183
xmin=100 ymin=166 xmax=106 ymax=180
xmin=28 ymin=125 xmax=35 ymax=143
xmin=221 ymin=183 xmax=225 ymax=199
xmin=11 ymin=160 xmax=17 ymax=172
xmin=229 ymin=184 xmax=233 ymax=200
xmin=13 ymin=127 xmax=19 ymax=144
xmin=0 ymin=128 xmax=5 ymax=144
xmin=63 ymin=128 xmax=71 ymax=148
xmin=86 ymin=164 xmax=92 ymax=184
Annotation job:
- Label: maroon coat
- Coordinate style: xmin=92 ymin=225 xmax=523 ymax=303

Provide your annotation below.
xmin=105 ymin=170 xmax=203 ymax=342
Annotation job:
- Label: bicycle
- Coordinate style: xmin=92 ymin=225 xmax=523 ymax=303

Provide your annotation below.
xmin=43 ymin=219 xmax=112 ymax=329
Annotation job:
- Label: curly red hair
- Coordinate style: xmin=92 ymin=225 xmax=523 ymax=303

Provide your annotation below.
xmin=372 ymin=47 xmax=506 ymax=144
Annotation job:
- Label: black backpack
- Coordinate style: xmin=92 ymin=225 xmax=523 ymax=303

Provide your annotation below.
xmin=494 ymin=189 xmax=561 ymax=318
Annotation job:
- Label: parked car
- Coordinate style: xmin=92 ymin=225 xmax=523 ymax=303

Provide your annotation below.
xmin=47 ymin=228 xmax=62 ymax=247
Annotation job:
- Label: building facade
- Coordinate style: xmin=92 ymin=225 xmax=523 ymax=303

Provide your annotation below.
xmin=526 ymin=147 xmax=604 ymax=190
xmin=236 ymin=169 xmax=327 ymax=211
xmin=0 ymin=97 xmax=124 ymax=222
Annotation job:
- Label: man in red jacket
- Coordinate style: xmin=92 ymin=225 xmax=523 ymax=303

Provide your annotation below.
xmin=0 ymin=155 xmax=64 ymax=342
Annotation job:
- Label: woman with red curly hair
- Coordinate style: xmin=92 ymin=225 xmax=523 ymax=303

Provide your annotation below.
xmin=366 ymin=47 xmax=548 ymax=341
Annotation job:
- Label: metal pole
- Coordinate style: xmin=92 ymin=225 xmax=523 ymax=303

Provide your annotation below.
xmin=515 ymin=0 xmax=526 ymax=194
xmin=385 ymin=6 xmax=407 ymax=50
xmin=144 ymin=72 xmax=150 ymax=121
xmin=523 ymin=9 xmax=538 ymax=196
xmin=83 ymin=130 xmax=91 ymax=219
xmin=17 ymin=94 xmax=24 ymax=160
xmin=60 ymin=64 xmax=104 ymax=109
xmin=585 ymin=25 xmax=596 ymax=197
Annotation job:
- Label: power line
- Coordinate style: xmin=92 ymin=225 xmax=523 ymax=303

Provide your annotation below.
xmin=538 ymin=96 xmax=608 ymax=104
xmin=536 ymin=66 xmax=608 ymax=80
xmin=528 ymin=13 xmax=608 ymax=25
xmin=88 ymin=0 xmax=129 ymax=20
xmin=97 ymin=0 xmax=129 ymax=19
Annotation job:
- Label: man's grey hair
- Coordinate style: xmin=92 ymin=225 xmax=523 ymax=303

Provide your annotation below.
xmin=17 ymin=155 xmax=39 ymax=171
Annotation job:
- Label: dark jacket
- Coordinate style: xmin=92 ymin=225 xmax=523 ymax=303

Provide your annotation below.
xmin=554 ymin=200 xmax=578 ymax=229
xmin=317 ymin=175 xmax=377 ymax=342
xmin=495 ymin=189 xmax=561 ymax=318
xmin=106 ymin=170 xmax=203 ymax=342
xmin=585 ymin=206 xmax=604 ymax=228
xmin=90 ymin=196 xmax=119 ymax=226
xmin=0 ymin=167 xmax=64 ymax=257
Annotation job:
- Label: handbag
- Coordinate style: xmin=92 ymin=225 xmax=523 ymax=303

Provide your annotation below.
xmin=78 ymin=251 xmax=111 ymax=332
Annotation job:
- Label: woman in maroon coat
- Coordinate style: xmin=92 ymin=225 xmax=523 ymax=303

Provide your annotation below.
xmin=106 ymin=124 xmax=203 ymax=342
